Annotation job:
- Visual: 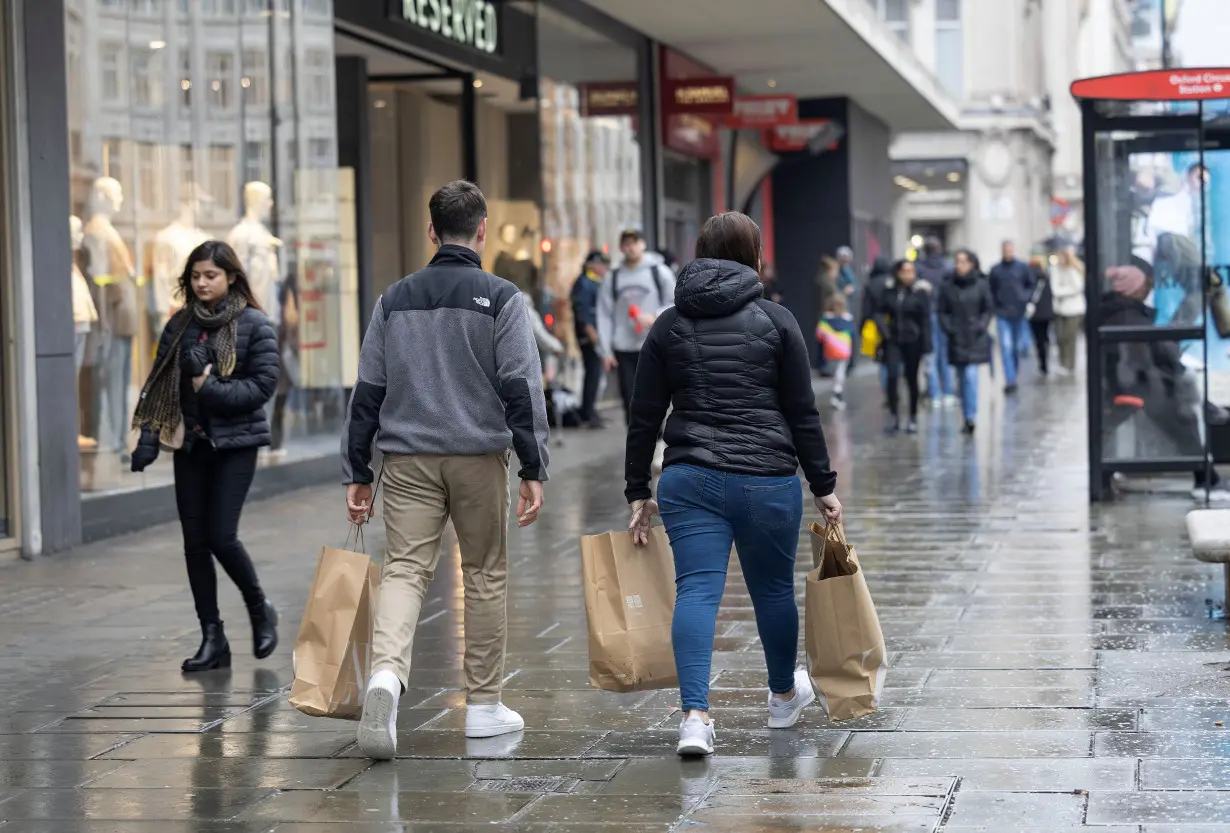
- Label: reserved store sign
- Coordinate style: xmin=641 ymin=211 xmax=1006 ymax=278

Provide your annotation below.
xmin=398 ymin=0 xmax=499 ymax=54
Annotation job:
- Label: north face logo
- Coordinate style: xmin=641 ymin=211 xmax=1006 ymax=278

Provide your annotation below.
xmin=473 ymin=297 xmax=491 ymax=308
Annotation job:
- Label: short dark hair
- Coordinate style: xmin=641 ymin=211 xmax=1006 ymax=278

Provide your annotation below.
xmin=429 ymin=180 xmax=487 ymax=242
xmin=695 ymin=212 xmax=762 ymax=271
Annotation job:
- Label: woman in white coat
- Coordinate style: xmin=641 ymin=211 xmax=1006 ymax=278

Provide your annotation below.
xmin=1050 ymin=248 xmax=1086 ymax=375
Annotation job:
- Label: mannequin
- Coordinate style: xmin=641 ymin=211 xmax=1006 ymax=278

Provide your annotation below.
xmin=152 ymin=195 xmax=208 ymax=323
xmin=71 ymin=215 xmax=99 ymax=449
xmin=84 ymin=176 xmax=137 ymax=456
xmin=227 ymin=181 xmax=281 ymax=314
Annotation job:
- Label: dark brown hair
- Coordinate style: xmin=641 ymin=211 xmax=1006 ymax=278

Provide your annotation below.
xmin=178 ymin=240 xmax=263 ymax=311
xmin=695 ymin=212 xmax=762 ymax=271
xmin=430 ymin=180 xmax=488 ymax=242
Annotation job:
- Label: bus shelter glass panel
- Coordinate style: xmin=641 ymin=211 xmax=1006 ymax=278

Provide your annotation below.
xmin=1098 ymin=339 xmax=1205 ymax=467
xmin=1092 ymin=128 xmax=1208 ymax=333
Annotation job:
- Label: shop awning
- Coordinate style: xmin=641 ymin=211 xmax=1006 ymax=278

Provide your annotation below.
xmin=577 ymin=0 xmax=959 ymax=132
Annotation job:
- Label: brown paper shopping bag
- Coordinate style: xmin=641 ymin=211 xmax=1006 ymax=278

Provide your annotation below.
xmin=581 ymin=526 xmax=678 ymax=693
xmin=289 ymin=532 xmax=382 ymax=721
xmin=805 ymin=522 xmax=887 ymax=721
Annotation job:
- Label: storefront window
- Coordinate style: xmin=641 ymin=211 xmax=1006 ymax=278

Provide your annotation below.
xmin=65 ymin=0 xmax=352 ymax=496
xmin=536 ymin=5 xmax=643 ymax=326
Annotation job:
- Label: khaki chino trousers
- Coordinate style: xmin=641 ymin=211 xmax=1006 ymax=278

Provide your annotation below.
xmin=371 ymin=452 xmax=511 ymax=705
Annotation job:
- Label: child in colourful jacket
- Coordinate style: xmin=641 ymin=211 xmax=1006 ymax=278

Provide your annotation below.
xmin=818 ymin=294 xmax=854 ymax=410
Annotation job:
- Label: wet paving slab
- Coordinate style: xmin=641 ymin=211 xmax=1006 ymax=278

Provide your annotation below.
xmin=4 ymin=369 xmax=1230 ymax=829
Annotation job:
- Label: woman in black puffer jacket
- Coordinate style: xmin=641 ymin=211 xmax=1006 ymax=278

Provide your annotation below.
xmin=131 ymin=240 xmax=279 ymax=672
xmin=625 ymin=212 xmax=842 ymax=758
xmin=874 ymin=259 xmax=932 ymax=434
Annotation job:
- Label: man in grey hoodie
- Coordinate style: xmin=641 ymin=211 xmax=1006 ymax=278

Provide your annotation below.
xmin=598 ymin=228 xmax=676 ymax=423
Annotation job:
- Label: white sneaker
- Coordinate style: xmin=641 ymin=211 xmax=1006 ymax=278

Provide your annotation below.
xmin=767 ymin=668 xmax=816 ymax=729
xmin=942 ymin=394 xmax=960 ymax=409
xmin=357 ymin=685 xmax=398 ymax=760
xmin=676 ymin=715 xmax=716 ymax=756
xmin=465 ymin=703 xmax=525 ymax=738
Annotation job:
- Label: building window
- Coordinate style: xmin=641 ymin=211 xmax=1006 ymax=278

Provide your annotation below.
xmin=305 ymin=48 xmax=333 ymax=110
xmin=137 ymin=142 xmax=163 ymax=213
xmin=100 ymin=43 xmax=125 ymax=104
xmin=207 ymin=51 xmax=234 ymax=114
xmin=244 ymin=0 xmax=269 ymax=13
xmin=130 ymin=0 xmax=162 ymax=14
xmin=179 ymin=49 xmax=193 ymax=110
xmin=179 ymin=143 xmax=195 ymax=202
xmin=242 ymin=49 xmax=268 ymax=108
xmin=936 ymin=0 xmax=963 ymax=97
xmin=132 ymin=48 xmax=164 ymax=109
xmin=877 ymin=0 xmax=909 ymax=42
xmin=210 ymin=144 xmax=237 ymax=213
xmin=244 ymin=140 xmax=270 ymax=186
xmin=304 ymin=0 xmax=330 ymax=15
xmin=103 ymin=137 xmax=126 ymax=186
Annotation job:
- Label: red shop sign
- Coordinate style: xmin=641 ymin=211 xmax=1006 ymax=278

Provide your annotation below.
xmin=579 ymin=82 xmax=638 ymax=117
xmin=723 ymin=94 xmax=798 ymax=129
xmin=662 ymin=76 xmax=735 ymax=116
xmin=1071 ymin=68 xmax=1230 ymax=101
xmin=768 ymin=119 xmax=843 ymax=153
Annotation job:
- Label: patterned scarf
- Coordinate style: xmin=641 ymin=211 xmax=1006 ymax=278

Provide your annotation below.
xmin=131 ymin=293 xmax=247 ymax=440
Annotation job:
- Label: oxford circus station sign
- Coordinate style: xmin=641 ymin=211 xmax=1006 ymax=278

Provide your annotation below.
xmin=400 ymin=0 xmax=499 ymax=54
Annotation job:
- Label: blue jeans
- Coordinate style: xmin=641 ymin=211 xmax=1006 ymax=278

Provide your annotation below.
xmin=657 ymin=464 xmax=803 ymax=712
xmin=996 ymin=316 xmax=1030 ymax=386
xmin=926 ymin=313 xmax=953 ymax=397
xmin=956 ymin=364 xmax=979 ymax=422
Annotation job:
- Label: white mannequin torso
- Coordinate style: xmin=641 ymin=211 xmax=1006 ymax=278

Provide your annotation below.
xmin=227 ymin=215 xmax=281 ymax=313
xmin=152 ymin=219 xmax=208 ymax=320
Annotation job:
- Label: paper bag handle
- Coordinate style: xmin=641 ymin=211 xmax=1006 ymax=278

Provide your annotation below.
xmin=344 ymin=460 xmax=385 ymax=553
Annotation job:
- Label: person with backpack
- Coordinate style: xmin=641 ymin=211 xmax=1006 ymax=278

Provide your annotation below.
xmin=597 ymin=227 xmax=676 ymax=424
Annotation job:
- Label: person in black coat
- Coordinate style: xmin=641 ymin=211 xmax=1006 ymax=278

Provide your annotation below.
xmin=874 ymin=259 xmax=932 ymax=434
xmin=625 ymin=212 xmax=842 ymax=756
xmin=1027 ymin=254 xmax=1055 ymax=376
xmin=131 ymin=241 xmax=280 ymax=673
xmin=938 ymin=249 xmax=994 ymax=434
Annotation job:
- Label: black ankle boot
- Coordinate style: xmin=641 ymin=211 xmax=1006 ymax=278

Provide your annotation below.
xmin=183 ymin=621 xmax=231 ymax=673
xmin=248 ymin=599 xmax=279 ymax=660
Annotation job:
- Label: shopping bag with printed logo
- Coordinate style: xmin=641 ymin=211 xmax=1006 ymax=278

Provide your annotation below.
xmin=289 ymin=528 xmax=381 ymax=720
xmin=581 ymin=527 xmax=678 ymax=693
xmin=805 ymin=521 xmax=887 ymax=721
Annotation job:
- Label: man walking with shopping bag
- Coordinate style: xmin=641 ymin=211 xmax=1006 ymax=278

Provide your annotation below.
xmin=342 ymin=180 xmax=550 ymax=760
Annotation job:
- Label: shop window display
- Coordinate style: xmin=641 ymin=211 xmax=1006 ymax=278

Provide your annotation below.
xmin=535 ymin=5 xmax=644 ymax=388
xmin=65 ymin=0 xmax=353 ymax=495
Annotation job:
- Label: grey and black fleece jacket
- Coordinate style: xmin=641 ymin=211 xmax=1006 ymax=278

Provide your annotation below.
xmin=342 ymin=245 xmax=550 ymax=485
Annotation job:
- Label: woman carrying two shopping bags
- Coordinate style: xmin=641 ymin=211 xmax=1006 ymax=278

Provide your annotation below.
xmin=624 ymin=212 xmax=843 ymax=757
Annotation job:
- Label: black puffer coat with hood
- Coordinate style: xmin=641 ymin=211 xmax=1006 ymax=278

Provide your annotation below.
xmin=624 ymin=258 xmax=837 ymax=503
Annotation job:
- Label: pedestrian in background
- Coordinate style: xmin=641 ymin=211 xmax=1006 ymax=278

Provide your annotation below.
xmin=836 ymin=246 xmax=858 ymax=300
xmin=988 ymin=240 xmax=1035 ymax=394
xmin=875 ymin=259 xmax=932 ymax=434
xmin=917 ymin=238 xmax=955 ymax=408
xmin=760 ymin=261 xmax=784 ymax=304
xmin=1027 ymin=254 xmax=1054 ymax=376
xmin=862 ymin=257 xmax=894 ymax=398
xmin=816 ymin=255 xmax=841 ymax=375
xmin=130 ymin=241 xmax=280 ymax=673
xmin=625 ymin=211 xmax=842 ymax=757
xmin=1050 ymin=247 xmax=1086 ymax=376
xmin=938 ymin=249 xmax=994 ymax=435
xmin=344 ymin=181 xmax=550 ymax=760
xmin=570 ymin=250 xmax=610 ymax=428
xmin=819 ymin=293 xmax=855 ymax=410
xmin=597 ymin=228 xmax=676 ymax=424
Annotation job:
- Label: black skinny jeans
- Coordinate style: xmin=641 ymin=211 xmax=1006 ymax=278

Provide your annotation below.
xmin=885 ymin=340 xmax=926 ymax=419
xmin=174 ymin=443 xmax=264 ymax=624
xmin=580 ymin=344 xmax=603 ymax=423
